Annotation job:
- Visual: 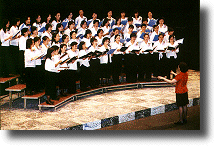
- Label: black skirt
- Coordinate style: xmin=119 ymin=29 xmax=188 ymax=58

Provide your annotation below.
xmin=176 ymin=92 xmax=189 ymax=107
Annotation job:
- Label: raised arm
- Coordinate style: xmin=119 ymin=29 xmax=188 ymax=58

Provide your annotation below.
xmin=157 ymin=76 xmax=177 ymax=84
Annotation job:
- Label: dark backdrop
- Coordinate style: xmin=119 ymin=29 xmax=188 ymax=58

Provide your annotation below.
xmin=0 ymin=0 xmax=199 ymax=70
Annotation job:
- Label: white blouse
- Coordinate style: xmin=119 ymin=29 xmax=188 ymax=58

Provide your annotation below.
xmin=10 ymin=26 xmax=20 ymax=46
xmin=78 ymin=50 xmax=90 ymax=67
xmin=110 ymin=42 xmax=123 ymax=55
xmin=67 ymin=49 xmax=79 ymax=70
xmin=19 ymin=36 xmax=28 ymax=51
xmin=0 ymin=29 xmax=11 ymax=46
xmin=25 ymin=49 xmax=36 ymax=68
xmin=98 ymin=45 xmax=112 ymax=64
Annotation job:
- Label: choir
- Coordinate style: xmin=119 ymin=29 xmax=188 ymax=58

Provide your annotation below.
xmin=0 ymin=10 xmax=183 ymax=104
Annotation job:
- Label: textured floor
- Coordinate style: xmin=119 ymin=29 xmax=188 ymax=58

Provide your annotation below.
xmin=0 ymin=70 xmax=200 ymax=130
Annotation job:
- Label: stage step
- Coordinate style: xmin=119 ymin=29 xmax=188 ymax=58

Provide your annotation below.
xmin=22 ymin=92 xmax=45 ymax=109
xmin=0 ymin=75 xmax=19 ymax=96
xmin=38 ymin=81 xmax=174 ymax=112
xmin=5 ymin=84 xmax=26 ymax=108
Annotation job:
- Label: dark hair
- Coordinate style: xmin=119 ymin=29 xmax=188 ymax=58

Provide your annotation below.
xmin=62 ymin=34 xmax=68 ymax=42
xmin=59 ymin=44 xmax=67 ymax=54
xmin=90 ymin=37 xmax=97 ymax=44
xmin=142 ymin=18 xmax=147 ymax=22
xmin=31 ymin=26 xmax=37 ymax=33
xmin=52 ymin=45 xmax=59 ymax=51
xmin=115 ymin=17 xmax=121 ymax=25
xmin=141 ymin=23 xmax=146 ymax=28
xmin=84 ymin=29 xmax=92 ymax=38
xmin=168 ymin=27 xmax=174 ymax=32
xmin=130 ymin=33 xmax=136 ymax=38
xmin=153 ymin=24 xmax=158 ymax=28
xmin=93 ymin=20 xmax=99 ymax=25
xmin=143 ymin=33 xmax=149 ymax=37
xmin=2 ymin=19 xmax=9 ymax=33
xmin=68 ymin=21 xmax=75 ymax=28
xmin=158 ymin=33 xmax=164 ymax=38
xmin=102 ymin=18 xmax=109 ymax=27
xmin=114 ymin=34 xmax=120 ymax=41
xmin=34 ymin=37 xmax=41 ymax=43
xmin=113 ymin=28 xmax=119 ymax=32
xmin=46 ymin=47 xmax=54 ymax=59
xmin=56 ymin=23 xmax=62 ymax=33
xmin=42 ymin=36 xmax=49 ymax=41
xmin=35 ymin=15 xmax=41 ymax=23
xmin=80 ymin=20 xmax=86 ymax=27
xmin=102 ymin=37 xmax=109 ymax=44
xmin=26 ymin=38 xmax=34 ymax=49
xmin=78 ymin=41 xmax=86 ymax=50
xmin=70 ymin=41 xmax=78 ymax=47
xmin=21 ymin=28 xmax=28 ymax=36
xmin=169 ymin=35 xmax=175 ymax=41
xmin=129 ymin=25 xmax=134 ymax=29
xmin=11 ymin=18 xmax=20 ymax=26
xmin=52 ymin=33 xmax=59 ymax=44
xmin=128 ymin=16 xmax=133 ymax=22
xmin=179 ymin=62 xmax=188 ymax=73
xmin=45 ymin=23 xmax=52 ymax=30
xmin=97 ymin=29 xmax=103 ymax=35
xmin=70 ymin=30 xmax=77 ymax=38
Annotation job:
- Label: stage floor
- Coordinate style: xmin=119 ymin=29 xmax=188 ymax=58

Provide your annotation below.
xmin=0 ymin=70 xmax=200 ymax=130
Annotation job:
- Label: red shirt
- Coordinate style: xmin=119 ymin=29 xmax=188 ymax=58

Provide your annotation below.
xmin=174 ymin=72 xmax=188 ymax=94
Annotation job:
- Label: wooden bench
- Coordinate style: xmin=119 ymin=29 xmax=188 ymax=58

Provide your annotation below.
xmin=0 ymin=76 xmax=19 ymax=97
xmin=22 ymin=92 xmax=45 ymax=109
xmin=5 ymin=84 xmax=26 ymax=108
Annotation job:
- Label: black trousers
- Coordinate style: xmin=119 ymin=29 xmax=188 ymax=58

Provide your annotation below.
xmin=10 ymin=45 xmax=19 ymax=75
xmin=35 ymin=64 xmax=45 ymax=91
xmin=0 ymin=46 xmax=14 ymax=77
xmin=25 ymin=67 xmax=37 ymax=93
xmin=89 ymin=58 xmax=100 ymax=86
xmin=45 ymin=71 xmax=57 ymax=100
xmin=138 ymin=54 xmax=145 ymax=82
xmin=80 ymin=65 xmax=93 ymax=91
xmin=18 ymin=50 xmax=25 ymax=82
xmin=112 ymin=54 xmax=123 ymax=84
xmin=124 ymin=54 xmax=138 ymax=83
xmin=59 ymin=69 xmax=69 ymax=90
xmin=67 ymin=70 xmax=77 ymax=94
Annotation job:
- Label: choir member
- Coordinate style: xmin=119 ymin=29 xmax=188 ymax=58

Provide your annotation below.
xmin=75 ymin=10 xmax=87 ymax=29
xmin=32 ymin=15 xmax=42 ymax=36
xmin=52 ymin=33 xmax=60 ymax=47
xmin=101 ymin=18 xmax=110 ymax=37
xmin=69 ymin=30 xmax=79 ymax=45
xmin=150 ymin=25 xmax=160 ymax=43
xmin=66 ymin=41 xmax=79 ymax=94
xmin=124 ymin=25 xmax=134 ymax=40
xmin=45 ymin=47 xmax=60 ymax=104
xmin=111 ymin=34 xmax=123 ymax=84
xmin=78 ymin=41 xmax=94 ymax=91
xmin=132 ymin=10 xmax=142 ymax=27
xmin=81 ymin=29 xmax=92 ymax=48
xmin=52 ymin=13 xmax=61 ymax=32
xmin=164 ymin=27 xmax=174 ymax=43
xmin=77 ymin=20 xmax=87 ymax=39
xmin=88 ymin=13 xmax=100 ymax=29
xmin=123 ymin=17 xmax=137 ymax=34
xmin=64 ymin=21 xmax=75 ymax=39
xmin=157 ymin=17 xmax=168 ymax=34
xmin=95 ymin=29 xmax=104 ymax=47
xmin=98 ymin=37 xmax=112 ymax=86
xmin=0 ymin=20 xmax=13 ymax=77
xmin=30 ymin=26 xmax=39 ymax=39
xmin=90 ymin=20 xmax=99 ymax=37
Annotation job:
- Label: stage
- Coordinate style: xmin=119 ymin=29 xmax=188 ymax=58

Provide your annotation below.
xmin=0 ymin=70 xmax=200 ymax=130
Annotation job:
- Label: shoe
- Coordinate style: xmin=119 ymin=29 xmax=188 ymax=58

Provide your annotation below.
xmin=183 ymin=119 xmax=187 ymax=124
xmin=46 ymin=99 xmax=54 ymax=105
xmin=174 ymin=121 xmax=184 ymax=125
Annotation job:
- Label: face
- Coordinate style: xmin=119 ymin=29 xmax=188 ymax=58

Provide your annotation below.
xmin=144 ymin=35 xmax=149 ymax=41
xmin=98 ymin=30 xmax=103 ymax=37
xmin=82 ymin=22 xmax=87 ymax=28
xmin=141 ymin=26 xmax=146 ymax=32
xmin=134 ymin=12 xmax=139 ymax=17
xmin=115 ymin=30 xmax=119 ymax=35
xmin=62 ymin=45 xmax=67 ymax=52
xmin=36 ymin=15 xmax=41 ymax=23
xmin=48 ymin=26 xmax=52 ymax=32
xmin=55 ymin=34 xmax=60 ymax=42
xmin=108 ymin=11 xmax=112 ymax=17
xmin=16 ymin=20 xmax=20 ymax=26
xmin=56 ymin=13 xmax=60 ymax=20
xmin=143 ymin=21 xmax=148 ymax=25
xmin=72 ymin=32 xmax=77 ymax=39
xmin=154 ymin=26 xmax=159 ymax=32
xmin=121 ymin=12 xmax=125 ymax=17
xmin=26 ymin=17 xmax=31 ymax=24
xmin=6 ymin=21 xmax=10 ymax=28
xmin=79 ymin=10 xmax=84 ymax=16
xmin=115 ymin=35 xmax=120 ymax=43
xmin=64 ymin=36 xmax=69 ymax=43
xmin=94 ymin=22 xmax=99 ymax=27
xmin=92 ymin=13 xmax=97 ymax=19
xmin=148 ymin=12 xmax=152 ymax=18
xmin=47 ymin=14 xmax=51 ymax=21
xmin=33 ymin=28 xmax=38 ymax=35
xmin=69 ymin=13 xmax=73 ymax=18
xmin=159 ymin=19 xmax=164 ymax=25
xmin=117 ymin=18 xmax=121 ymax=25
xmin=72 ymin=44 xmax=78 ymax=50
xmin=104 ymin=39 xmax=109 ymax=46
xmin=169 ymin=31 xmax=174 ymax=35
xmin=35 ymin=40 xmax=41 ymax=46
xmin=169 ymin=36 xmax=174 ymax=42
xmin=70 ymin=23 xmax=75 ymax=30
xmin=93 ymin=40 xmax=98 ymax=46
xmin=128 ymin=27 xmax=134 ymax=33
xmin=105 ymin=21 xmax=109 ymax=27
xmin=82 ymin=43 xmax=86 ymax=49
xmin=158 ymin=35 xmax=164 ymax=42
xmin=131 ymin=36 xmax=136 ymax=42
xmin=58 ymin=25 xmax=63 ymax=31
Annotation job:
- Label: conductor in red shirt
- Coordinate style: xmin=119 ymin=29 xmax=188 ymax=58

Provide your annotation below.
xmin=158 ymin=62 xmax=189 ymax=125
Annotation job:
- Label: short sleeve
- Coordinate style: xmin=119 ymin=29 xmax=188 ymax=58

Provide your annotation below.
xmin=174 ymin=73 xmax=182 ymax=81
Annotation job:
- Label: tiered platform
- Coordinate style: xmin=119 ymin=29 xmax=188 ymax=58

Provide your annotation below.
xmin=38 ymin=81 xmax=175 ymax=111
